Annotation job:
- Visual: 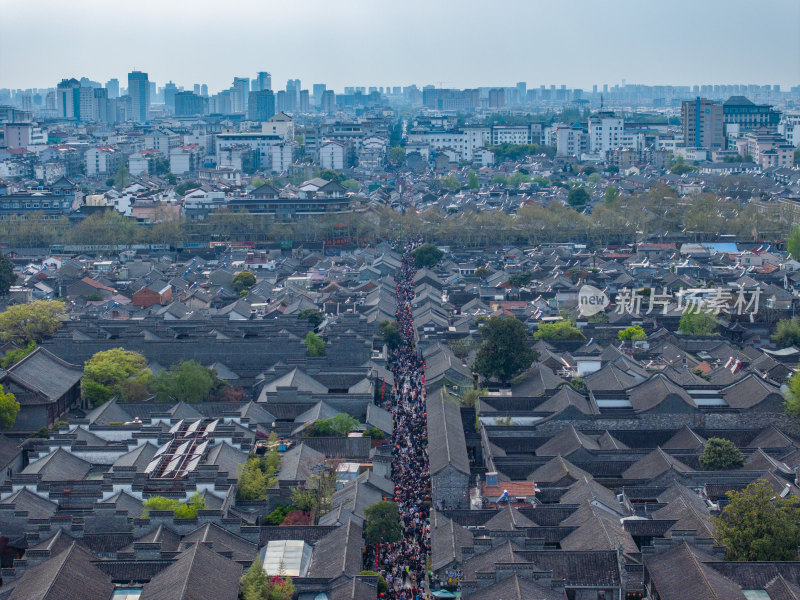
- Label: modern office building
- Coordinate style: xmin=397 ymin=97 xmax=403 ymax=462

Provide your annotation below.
xmin=681 ymin=97 xmax=724 ymax=149
xmin=128 ymin=71 xmax=150 ymax=123
xmin=247 ymin=90 xmax=275 ymax=122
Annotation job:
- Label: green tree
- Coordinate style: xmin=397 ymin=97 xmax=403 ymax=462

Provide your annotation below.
xmin=0 ymin=252 xmax=13 ymax=297
xmin=788 ymin=227 xmax=800 ymax=260
xmin=567 ymin=186 xmax=590 ymax=208
xmin=363 ymin=426 xmax=385 ymax=440
xmin=618 ymin=325 xmax=646 ymax=343
xmin=341 ymin=179 xmax=360 ymax=191
xmin=699 ymin=437 xmax=744 ymax=470
xmin=678 ymin=311 xmax=718 ymax=336
xmin=534 ymin=320 xmax=585 ymax=341
xmin=232 ymin=271 xmax=256 ymax=293
xmin=290 ymin=487 xmax=319 ymax=514
xmin=241 ymin=557 xmax=295 ymax=600
xmin=83 ymin=348 xmax=151 ymax=406
xmin=175 ymin=181 xmax=200 ymax=195
xmin=784 ymin=368 xmax=800 ymax=416
xmin=319 ymin=169 xmax=344 ymax=183
xmin=507 ymin=271 xmax=533 ymax=287
xmin=474 ymin=267 xmax=489 ymax=279
xmin=238 ymin=456 xmax=269 ymax=501
xmin=604 ymin=186 xmax=620 ymax=204
xmin=467 ymin=170 xmax=479 ymax=190
xmin=440 ymin=173 xmax=460 ymax=192
xmin=474 ymin=316 xmax=538 ymax=384
xmin=713 ymin=480 xmax=800 ymax=561
xmin=304 ymin=331 xmax=325 ymax=356
xmin=389 ymin=145 xmax=405 ymax=161
xmin=306 ymin=413 xmax=359 ymax=437
xmin=412 ymin=243 xmax=443 ymax=268
xmin=379 ymin=320 xmax=402 ymax=351
xmin=0 ymin=300 xmax=66 ymax=345
xmin=364 ymin=500 xmax=402 ymax=544
xmin=151 ymin=360 xmax=217 ymax=403
xmin=297 ymin=308 xmax=324 ymax=330
xmin=142 ymin=493 xmax=206 ymax=519
xmin=114 ymin=162 xmax=130 ymax=190
xmin=772 ymin=318 xmax=800 ymax=348
xmin=0 ymin=384 xmax=20 ymax=429
xmin=449 ymin=338 xmax=475 ymax=360
xmin=1 ymin=341 xmax=36 ymax=368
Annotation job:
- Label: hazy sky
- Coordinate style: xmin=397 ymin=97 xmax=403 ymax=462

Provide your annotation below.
xmin=2 ymin=0 xmax=798 ymax=92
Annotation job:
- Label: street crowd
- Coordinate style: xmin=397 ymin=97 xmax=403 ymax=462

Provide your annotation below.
xmin=376 ymin=239 xmax=432 ymax=599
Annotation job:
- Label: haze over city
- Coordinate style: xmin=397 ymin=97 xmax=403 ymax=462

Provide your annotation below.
xmin=2 ymin=0 xmax=799 ymax=91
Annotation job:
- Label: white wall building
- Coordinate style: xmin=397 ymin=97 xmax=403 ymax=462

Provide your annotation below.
xmin=169 ymin=145 xmax=204 ymax=175
xmin=319 ymin=140 xmax=345 ymax=171
xmin=269 ymin=141 xmax=296 ymax=174
xmin=145 ymin=130 xmax=181 ymax=153
xmin=555 ymin=127 xmax=585 ymax=157
xmin=587 ymin=115 xmax=625 ymax=156
xmin=261 ymin=112 xmax=295 ymax=140
xmin=86 ymin=147 xmax=122 ymax=176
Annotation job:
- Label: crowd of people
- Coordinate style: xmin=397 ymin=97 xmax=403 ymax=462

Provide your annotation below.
xmin=376 ymin=239 xmax=432 ymax=599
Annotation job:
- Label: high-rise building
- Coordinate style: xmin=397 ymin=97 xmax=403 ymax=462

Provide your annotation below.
xmin=56 ymin=78 xmax=81 ymax=119
xmin=128 ymin=71 xmax=150 ymax=123
xmin=312 ymin=84 xmax=326 ymax=107
xmin=285 ymin=79 xmax=300 ymax=113
xmin=256 ymin=72 xmax=272 ymax=92
xmin=681 ymin=97 xmax=724 ymax=149
xmin=106 ymin=78 xmax=119 ymax=99
xmin=233 ymin=77 xmax=250 ymax=112
xmin=200 ymin=84 xmax=208 ymax=97
xmin=247 ymin=90 xmax=275 ymax=121
xmin=321 ymin=90 xmax=335 ymax=115
xmin=164 ymin=81 xmax=178 ymax=111
xmin=276 ymin=90 xmax=287 ymax=113
xmin=299 ymin=90 xmax=309 ymax=113
xmin=175 ymin=92 xmax=206 ymax=116
xmin=193 ymin=84 xmax=201 ymax=95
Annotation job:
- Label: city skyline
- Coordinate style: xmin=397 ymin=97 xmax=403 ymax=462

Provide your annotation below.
xmin=1 ymin=0 xmax=799 ymax=92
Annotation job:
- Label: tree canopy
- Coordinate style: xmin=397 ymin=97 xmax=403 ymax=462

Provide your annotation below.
xmin=83 ymin=348 xmax=151 ymax=406
xmin=618 ymin=325 xmax=646 ymax=342
xmin=364 ymin=500 xmax=402 ymax=545
xmin=533 ymin=320 xmax=584 ymax=341
xmin=678 ymin=311 xmax=718 ymax=336
xmin=0 ymin=385 xmax=20 ymax=430
xmin=412 ymin=243 xmax=443 ymax=268
xmin=304 ymin=331 xmax=325 ymax=356
xmin=784 ymin=368 xmax=800 ymax=417
xmin=142 ymin=493 xmax=206 ymax=519
xmin=713 ymin=479 xmax=800 ymax=561
xmin=0 ymin=300 xmax=66 ymax=345
xmin=474 ymin=316 xmax=538 ymax=384
xmin=240 ymin=557 xmax=295 ymax=600
xmin=567 ymin=186 xmax=590 ymax=208
xmin=304 ymin=413 xmax=359 ymax=437
xmin=771 ymin=318 xmax=800 ymax=348
xmin=0 ymin=253 xmax=14 ymax=297
xmin=379 ymin=320 xmax=402 ymax=351
xmin=232 ymin=271 xmax=256 ymax=293
xmin=790 ymin=227 xmax=800 ymax=260
xmin=699 ymin=437 xmax=744 ymax=470
xmin=151 ymin=360 xmax=218 ymax=403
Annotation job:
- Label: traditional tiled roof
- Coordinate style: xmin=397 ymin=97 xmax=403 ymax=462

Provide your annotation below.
xmin=8 ymin=542 xmax=114 ymax=600
xmin=139 ymin=542 xmax=242 ymax=600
